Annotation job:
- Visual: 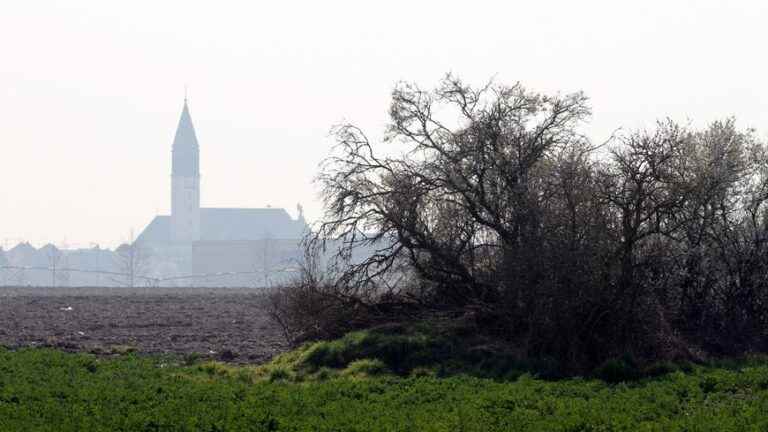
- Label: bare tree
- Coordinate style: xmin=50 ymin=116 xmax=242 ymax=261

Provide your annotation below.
xmin=45 ymin=244 xmax=63 ymax=288
xmin=273 ymin=74 xmax=768 ymax=369
xmin=112 ymin=232 xmax=151 ymax=288
xmin=312 ymin=74 xmax=592 ymax=308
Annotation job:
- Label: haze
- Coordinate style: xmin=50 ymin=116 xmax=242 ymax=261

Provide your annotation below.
xmin=1 ymin=0 xmax=766 ymax=248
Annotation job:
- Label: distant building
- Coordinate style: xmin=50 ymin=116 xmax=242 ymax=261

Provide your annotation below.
xmin=136 ymin=99 xmax=308 ymax=286
xmin=6 ymin=242 xmax=43 ymax=268
xmin=0 ymin=242 xmax=127 ymax=287
xmin=0 ymin=100 xmax=377 ymax=288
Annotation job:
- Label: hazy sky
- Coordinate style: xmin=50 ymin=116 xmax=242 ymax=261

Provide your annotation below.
xmin=1 ymin=0 xmax=767 ymax=248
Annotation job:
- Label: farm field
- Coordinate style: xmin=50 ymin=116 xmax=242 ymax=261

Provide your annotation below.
xmin=1 ymin=348 xmax=768 ymax=431
xmin=0 ymin=286 xmax=286 ymax=363
xmin=4 ymin=288 xmax=768 ymax=430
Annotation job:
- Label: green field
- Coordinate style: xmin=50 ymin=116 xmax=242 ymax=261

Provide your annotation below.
xmin=2 ymin=347 xmax=768 ymax=431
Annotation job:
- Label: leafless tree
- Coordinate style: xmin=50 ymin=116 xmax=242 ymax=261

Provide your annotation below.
xmin=274 ymin=74 xmax=768 ymax=369
xmin=45 ymin=245 xmax=63 ymax=288
xmin=312 ymin=75 xmax=593 ymax=309
xmin=112 ymin=232 xmax=151 ymax=288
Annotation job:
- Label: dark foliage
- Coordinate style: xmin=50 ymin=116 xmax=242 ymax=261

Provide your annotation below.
xmin=272 ymin=74 xmax=768 ymax=373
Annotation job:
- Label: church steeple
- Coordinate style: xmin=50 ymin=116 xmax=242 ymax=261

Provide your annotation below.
xmin=171 ymin=99 xmax=200 ymax=177
xmin=170 ymin=98 xmax=201 ymax=243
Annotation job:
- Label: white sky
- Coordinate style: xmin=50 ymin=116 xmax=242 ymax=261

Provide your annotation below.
xmin=1 ymin=0 xmax=767 ymax=248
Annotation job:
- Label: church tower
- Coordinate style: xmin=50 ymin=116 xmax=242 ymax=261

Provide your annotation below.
xmin=170 ymin=98 xmax=201 ymax=243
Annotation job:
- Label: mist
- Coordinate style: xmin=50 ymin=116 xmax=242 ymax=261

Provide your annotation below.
xmin=2 ymin=0 xmax=767 ymax=247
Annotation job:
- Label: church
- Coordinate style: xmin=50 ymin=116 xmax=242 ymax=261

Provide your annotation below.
xmin=136 ymin=99 xmax=308 ymax=286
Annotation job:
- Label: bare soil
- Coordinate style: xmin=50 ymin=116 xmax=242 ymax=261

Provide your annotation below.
xmin=0 ymin=286 xmax=287 ymax=363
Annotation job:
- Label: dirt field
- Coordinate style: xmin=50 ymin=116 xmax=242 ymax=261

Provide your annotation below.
xmin=0 ymin=286 xmax=287 ymax=363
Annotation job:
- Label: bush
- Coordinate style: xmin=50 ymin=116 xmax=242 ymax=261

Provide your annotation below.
xmin=595 ymin=355 xmax=641 ymax=384
xmin=642 ymin=361 xmax=680 ymax=378
xmin=266 ymin=255 xmax=378 ymax=345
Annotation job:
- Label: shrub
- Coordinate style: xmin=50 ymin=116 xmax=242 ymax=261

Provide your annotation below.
xmin=595 ymin=355 xmax=641 ymax=384
xmin=643 ymin=361 xmax=680 ymax=378
xmin=266 ymin=255 xmax=377 ymax=345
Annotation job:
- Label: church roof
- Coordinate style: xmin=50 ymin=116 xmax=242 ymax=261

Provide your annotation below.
xmin=200 ymin=208 xmax=306 ymax=240
xmin=136 ymin=216 xmax=171 ymax=245
xmin=172 ymin=100 xmax=200 ymax=176
xmin=136 ymin=207 xmax=308 ymax=245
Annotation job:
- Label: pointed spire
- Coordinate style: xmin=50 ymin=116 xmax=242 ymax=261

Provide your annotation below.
xmin=172 ymin=98 xmax=200 ymax=176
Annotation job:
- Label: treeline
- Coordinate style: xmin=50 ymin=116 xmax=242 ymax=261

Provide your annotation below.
xmin=270 ymin=75 xmax=768 ymax=372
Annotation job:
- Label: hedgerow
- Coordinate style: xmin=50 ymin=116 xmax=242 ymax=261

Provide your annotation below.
xmin=273 ymin=74 xmax=768 ymax=373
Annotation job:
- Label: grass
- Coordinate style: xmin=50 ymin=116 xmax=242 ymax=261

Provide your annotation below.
xmin=248 ymin=324 xmax=564 ymax=382
xmin=249 ymin=325 xmax=697 ymax=382
xmin=2 ymin=346 xmax=768 ymax=431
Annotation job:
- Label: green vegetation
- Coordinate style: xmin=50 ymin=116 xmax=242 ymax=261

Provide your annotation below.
xmin=251 ymin=325 xmax=561 ymax=382
xmin=3 ymin=347 xmax=768 ymax=431
xmin=251 ymin=326 xmax=698 ymax=383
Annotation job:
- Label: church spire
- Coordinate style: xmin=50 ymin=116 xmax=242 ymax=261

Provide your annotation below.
xmin=170 ymin=97 xmax=201 ymax=243
xmin=171 ymin=98 xmax=200 ymax=177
